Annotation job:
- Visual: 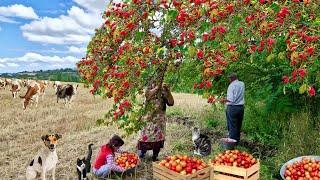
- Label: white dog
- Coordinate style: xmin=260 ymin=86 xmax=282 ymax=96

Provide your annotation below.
xmin=26 ymin=134 xmax=62 ymax=180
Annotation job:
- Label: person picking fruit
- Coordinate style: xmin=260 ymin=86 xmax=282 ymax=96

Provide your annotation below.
xmin=137 ymin=82 xmax=174 ymax=162
xmin=92 ymin=134 xmax=126 ymax=178
xmin=220 ymin=73 xmax=245 ymax=144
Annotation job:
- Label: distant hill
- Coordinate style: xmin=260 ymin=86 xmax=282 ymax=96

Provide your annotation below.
xmin=0 ymin=68 xmax=80 ymax=82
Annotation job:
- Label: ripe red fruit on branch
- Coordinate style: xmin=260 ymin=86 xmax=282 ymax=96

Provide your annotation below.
xmin=309 ymin=87 xmax=316 ymax=97
xmin=142 ymin=12 xmax=148 ymax=19
xmin=197 ymin=50 xmax=204 ymax=59
xmin=170 ymin=38 xmax=178 ymax=47
xmin=282 ymin=76 xmax=289 ymax=84
xmin=202 ymin=33 xmax=209 ymax=42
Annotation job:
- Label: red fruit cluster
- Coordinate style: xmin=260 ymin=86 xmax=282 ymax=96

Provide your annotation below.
xmin=115 ymin=152 xmax=139 ymax=169
xmin=211 ymin=150 xmax=257 ymax=169
xmin=284 ymin=158 xmax=320 ymax=180
xmin=159 ymin=155 xmax=207 ymax=175
xmin=207 ymin=96 xmax=216 ymax=103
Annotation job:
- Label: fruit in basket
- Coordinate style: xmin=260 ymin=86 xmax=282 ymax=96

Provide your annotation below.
xmin=211 ymin=150 xmax=257 ymax=169
xmin=115 ymin=152 xmax=139 ymax=169
xmin=284 ymin=158 xmax=320 ymax=179
xmin=159 ymin=155 xmax=207 ymax=175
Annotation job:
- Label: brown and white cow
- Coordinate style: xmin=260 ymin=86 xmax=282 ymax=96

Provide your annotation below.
xmin=0 ymin=78 xmax=5 ymax=89
xmin=4 ymin=78 xmax=12 ymax=89
xmin=11 ymin=80 xmax=22 ymax=98
xmin=44 ymin=80 xmax=49 ymax=87
xmin=20 ymin=79 xmax=28 ymax=87
xmin=36 ymin=80 xmax=47 ymax=100
xmin=26 ymin=79 xmax=35 ymax=87
xmin=53 ymin=81 xmax=61 ymax=92
xmin=20 ymin=81 xmax=41 ymax=110
xmin=56 ymin=84 xmax=79 ymax=106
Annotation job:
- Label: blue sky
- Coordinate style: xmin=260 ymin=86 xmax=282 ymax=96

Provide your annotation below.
xmin=0 ymin=0 xmax=108 ymax=73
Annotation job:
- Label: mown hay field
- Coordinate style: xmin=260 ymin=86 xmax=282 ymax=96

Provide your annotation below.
xmin=0 ymin=83 xmax=221 ymax=180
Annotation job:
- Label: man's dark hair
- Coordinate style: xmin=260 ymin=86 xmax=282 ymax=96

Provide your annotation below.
xmin=228 ymin=72 xmax=238 ymax=79
xmin=108 ymin=134 xmax=124 ymax=148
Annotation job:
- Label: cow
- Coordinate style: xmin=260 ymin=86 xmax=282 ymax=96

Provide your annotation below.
xmin=4 ymin=78 xmax=12 ymax=89
xmin=20 ymin=81 xmax=41 ymax=110
xmin=56 ymin=84 xmax=79 ymax=106
xmin=44 ymin=80 xmax=49 ymax=87
xmin=11 ymin=80 xmax=22 ymax=98
xmin=36 ymin=80 xmax=47 ymax=100
xmin=20 ymin=79 xmax=28 ymax=87
xmin=0 ymin=78 xmax=5 ymax=89
xmin=53 ymin=81 xmax=61 ymax=92
xmin=26 ymin=79 xmax=35 ymax=87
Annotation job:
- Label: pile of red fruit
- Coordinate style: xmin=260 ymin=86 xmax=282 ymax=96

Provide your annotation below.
xmin=159 ymin=155 xmax=208 ymax=175
xmin=211 ymin=150 xmax=257 ymax=169
xmin=115 ymin=152 xmax=139 ymax=169
xmin=284 ymin=158 xmax=320 ymax=180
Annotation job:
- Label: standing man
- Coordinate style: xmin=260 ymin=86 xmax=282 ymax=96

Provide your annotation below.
xmin=221 ymin=73 xmax=245 ymax=143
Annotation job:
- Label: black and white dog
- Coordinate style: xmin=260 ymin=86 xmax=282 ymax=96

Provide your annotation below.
xmin=56 ymin=84 xmax=79 ymax=106
xmin=26 ymin=134 xmax=62 ymax=180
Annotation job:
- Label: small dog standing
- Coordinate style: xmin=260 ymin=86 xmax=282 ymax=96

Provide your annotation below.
xmin=26 ymin=134 xmax=62 ymax=180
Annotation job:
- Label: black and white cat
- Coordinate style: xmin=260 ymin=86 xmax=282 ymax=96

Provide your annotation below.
xmin=77 ymin=144 xmax=93 ymax=180
xmin=192 ymin=127 xmax=211 ymax=156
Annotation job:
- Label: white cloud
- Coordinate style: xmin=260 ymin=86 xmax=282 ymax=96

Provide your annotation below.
xmin=0 ymin=52 xmax=78 ymax=67
xmin=0 ymin=53 xmax=79 ymax=73
xmin=6 ymin=63 xmax=19 ymax=67
xmin=21 ymin=2 xmax=107 ymax=45
xmin=73 ymin=0 xmax=108 ymax=12
xmin=0 ymin=15 xmax=19 ymax=24
xmin=0 ymin=4 xmax=39 ymax=20
xmin=68 ymin=46 xmax=86 ymax=54
xmin=18 ymin=52 xmax=79 ymax=63
xmin=29 ymin=63 xmax=40 ymax=67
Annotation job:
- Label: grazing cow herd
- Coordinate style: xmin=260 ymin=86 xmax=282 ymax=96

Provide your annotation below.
xmin=0 ymin=77 xmax=79 ymax=110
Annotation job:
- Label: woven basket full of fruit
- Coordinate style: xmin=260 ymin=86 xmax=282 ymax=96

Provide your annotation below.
xmin=280 ymin=156 xmax=320 ymax=180
xmin=115 ymin=152 xmax=140 ymax=174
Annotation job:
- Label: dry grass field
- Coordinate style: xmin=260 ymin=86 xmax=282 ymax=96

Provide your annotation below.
xmin=0 ymin=83 xmax=222 ymax=180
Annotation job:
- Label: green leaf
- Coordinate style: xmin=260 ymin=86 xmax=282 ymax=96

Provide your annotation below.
xmin=187 ymin=46 xmax=196 ymax=57
xmin=299 ymin=84 xmax=308 ymax=94
xmin=233 ymin=15 xmax=242 ymax=26
xmin=268 ymin=2 xmax=280 ymax=12
xmin=135 ymin=31 xmax=144 ymax=41
xmin=266 ymin=54 xmax=275 ymax=62
xmin=167 ymin=9 xmax=178 ymax=21
xmin=205 ymin=41 xmax=219 ymax=48
xmin=199 ymin=22 xmax=210 ymax=33
xmin=313 ymin=17 xmax=320 ymax=26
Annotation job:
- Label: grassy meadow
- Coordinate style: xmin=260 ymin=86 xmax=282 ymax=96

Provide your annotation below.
xmin=1 ymin=82 xmax=319 ymax=180
xmin=0 ymin=83 xmax=221 ymax=180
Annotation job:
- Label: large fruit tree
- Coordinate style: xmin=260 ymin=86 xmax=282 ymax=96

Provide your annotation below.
xmin=77 ymin=0 xmax=319 ymax=135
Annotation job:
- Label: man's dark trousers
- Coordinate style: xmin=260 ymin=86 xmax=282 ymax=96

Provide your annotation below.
xmin=226 ymin=105 xmax=244 ymax=143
